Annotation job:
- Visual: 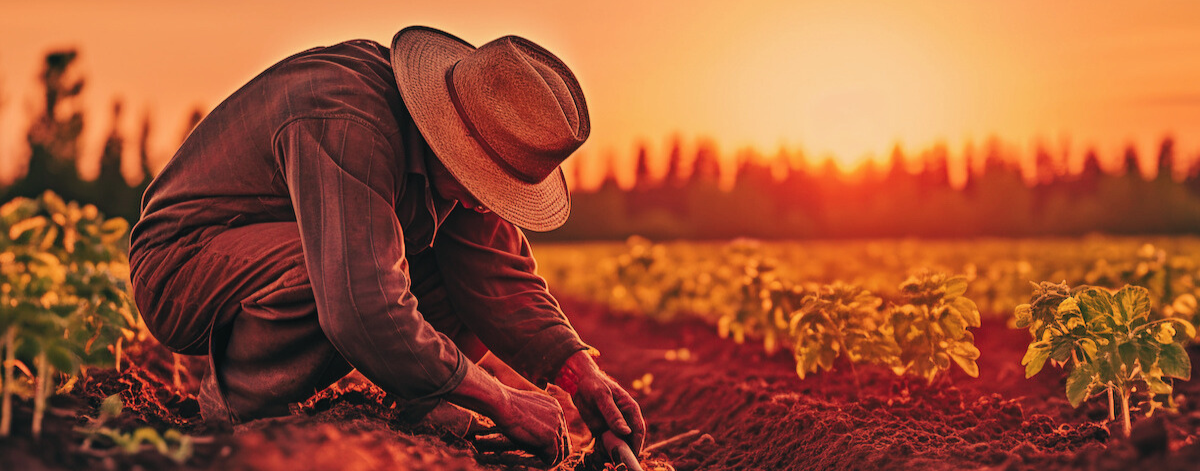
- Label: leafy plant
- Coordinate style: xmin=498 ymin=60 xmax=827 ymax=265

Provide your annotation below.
xmin=1018 ymin=284 xmax=1195 ymax=437
xmin=606 ymin=236 xmax=677 ymax=320
xmin=889 ymin=272 xmax=982 ymax=383
xmin=720 ymin=257 xmax=794 ymax=350
xmin=0 ymin=191 xmax=137 ymax=437
xmin=790 ymin=282 xmax=897 ymax=379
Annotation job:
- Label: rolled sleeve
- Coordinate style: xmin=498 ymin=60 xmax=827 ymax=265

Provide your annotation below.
xmin=433 ymin=208 xmax=589 ymax=386
xmin=276 ymin=116 xmax=467 ymax=400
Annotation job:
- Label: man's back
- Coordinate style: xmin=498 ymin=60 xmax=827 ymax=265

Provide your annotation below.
xmin=132 ymin=40 xmax=408 ymax=261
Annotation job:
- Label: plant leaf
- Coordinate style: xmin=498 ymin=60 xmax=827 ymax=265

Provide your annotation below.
xmin=953 ymin=297 xmax=980 ymax=327
xmin=943 ymin=276 xmax=968 ymax=300
xmin=1015 ymin=304 xmax=1032 ymax=329
xmin=101 ymin=393 xmax=124 ymax=418
xmin=1159 ymin=343 xmax=1191 ymax=380
xmin=1118 ymin=341 xmax=1138 ymax=370
xmin=1114 ymin=286 xmax=1151 ymax=323
xmin=1066 ymin=363 xmax=1094 ymax=407
xmin=1057 ymin=297 xmax=1081 ymax=320
xmin=1145 ymin=375 xmax=1173 ymax=395
xmin=45 ymin=344 xmax=76 ymax=373
xmin=1077 ymin=338 xmax=1099 ymax=363
xmin=1077 ymin=288 xmax=1113 ymax=325
xmin=939 ymin=310 xmax=967 ymax=339
xmin=1050 ymin=338 xmax=1076 ymax=362
xmin=951 ymin=341 xmax=981 ymax=360
xmin=1169 ymin=318 xmax=1197 ymax=342
xmin=1023 ymin=342 xmax=1051 ymax=378
xmin=953 ymin=356 xmax=979 ymax=378
xmin=1135 ymin=341 xmax=1160 ymax=373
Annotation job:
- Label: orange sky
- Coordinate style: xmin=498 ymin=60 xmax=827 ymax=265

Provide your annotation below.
xmin=2 ymin=0 xmax=1200 ymax=189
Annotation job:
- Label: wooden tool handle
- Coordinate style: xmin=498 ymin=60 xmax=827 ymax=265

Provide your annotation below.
xmin=600 ymin=431 xmax=643 ymax=471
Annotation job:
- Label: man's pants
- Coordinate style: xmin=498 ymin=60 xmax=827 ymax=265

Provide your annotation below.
xmin=132 ymin=222 xmax=488 ymax=425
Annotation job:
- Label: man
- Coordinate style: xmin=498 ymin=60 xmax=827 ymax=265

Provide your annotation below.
xmin=129 ymin=26 xmax=644 ymax=465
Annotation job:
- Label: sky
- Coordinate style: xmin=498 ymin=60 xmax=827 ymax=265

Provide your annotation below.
xmin=2 ymin=0 xmax=1200 ymax=188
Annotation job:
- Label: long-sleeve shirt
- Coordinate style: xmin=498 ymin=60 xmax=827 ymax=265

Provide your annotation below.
xmin=129 ymin=39 xmax=589 ymax=401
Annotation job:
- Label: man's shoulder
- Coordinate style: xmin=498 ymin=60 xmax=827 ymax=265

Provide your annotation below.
xmin=250 ymin=39 xmax=404 ymax=133
xmin=285 ymin=39 xmax=391 ymax=66
xmin=270 ymin=39 xmax=394 ymax=84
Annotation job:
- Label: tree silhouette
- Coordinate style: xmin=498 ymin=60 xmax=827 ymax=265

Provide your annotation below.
xmin=8 ymin=50 xmax=88 ymax=203
xmin=1034 ymin=142 xmax=1059 ymax=185
xmin=632 ymin=142 xmax=655 ymax=191
xmin=89 ymin=100 xmax=146 ymax=221
xmin=918 ymin=143 xmax=951 ymax=194
xmin=133 ymin=111 xmax=153 ymax=207
xmin=689 ymin=138 xmax=720 ymax=187
xmin=1079 ymin=149 xmax=1104 ymax=188
xmin=1120 ymin=145 xmax=1142 ymax=180
xmin=3 ymin=51 xmax=166 ymax=222
xmin=663 ymin=134 xmax=684 ymax=187
xmin=1155 ymin=137 xmax=1175 ymax=182
xmin=1185 ymin=153 xmax=1200 ymax=197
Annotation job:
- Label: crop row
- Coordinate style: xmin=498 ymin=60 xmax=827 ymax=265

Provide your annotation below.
xmin=537 ymin=236 xmax=1200 ymax=329
xmin=536 ymin=237 xmax=1200 ymax=386
xmin=541 ymin=237 xmax=984 ymax=383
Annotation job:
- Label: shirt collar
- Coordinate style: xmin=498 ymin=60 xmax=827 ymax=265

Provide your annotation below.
xmin=403 ymin=136 xmax=457 ymax=243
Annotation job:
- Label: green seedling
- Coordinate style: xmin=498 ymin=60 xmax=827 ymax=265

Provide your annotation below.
xmin=790 ymin=282 xmax=897 ymax=379
xmin=76 ymin=394 xmax=195 ymax=464
xmin=1019 ymin=284 xmax=1195 ymax=437
xmin=889 ymin=273 xmax=982 ymax=383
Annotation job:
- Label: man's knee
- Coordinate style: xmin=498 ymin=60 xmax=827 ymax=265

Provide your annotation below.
xmin=134 ymin=222 xmax=310 ymax=355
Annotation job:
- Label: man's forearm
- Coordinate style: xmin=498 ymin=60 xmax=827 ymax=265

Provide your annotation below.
xmin=445 ymin=361 xmax=511 ymax=417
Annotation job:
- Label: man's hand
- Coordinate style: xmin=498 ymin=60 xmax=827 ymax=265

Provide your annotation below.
xmin=447 ymin=363 xmax=569 ymax=465
xmin=489 ymin=387 xmax=570 ymax=465
xmin=558 ymin=350 xmax=647 ymax=455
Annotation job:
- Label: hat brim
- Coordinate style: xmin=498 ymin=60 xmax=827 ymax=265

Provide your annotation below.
xmin=391 ymin=26 xmax=570 ymax=232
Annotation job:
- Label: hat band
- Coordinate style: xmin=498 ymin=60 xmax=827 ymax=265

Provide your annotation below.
xmin=444 ymin=63 xmax=544 ymax=184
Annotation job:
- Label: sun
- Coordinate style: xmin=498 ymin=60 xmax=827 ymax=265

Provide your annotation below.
xmin=711 ymin=3 xmax=965 ymax=170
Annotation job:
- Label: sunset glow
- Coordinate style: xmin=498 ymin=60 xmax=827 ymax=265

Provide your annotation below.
xmin=2 ymin=0 xmax=1199 ymax=187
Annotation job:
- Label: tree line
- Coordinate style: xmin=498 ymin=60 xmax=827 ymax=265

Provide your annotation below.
xmin=4 ymin=49 xmax=1200 ymax=240
xmin=540 ymin=136 xmax=1200 ymax=240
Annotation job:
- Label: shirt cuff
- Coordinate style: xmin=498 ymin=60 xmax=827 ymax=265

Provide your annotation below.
xmin=509 ymin=325 xmax=590 ymax=387
xmin=412 ymin=348 xmax=469 ymax=402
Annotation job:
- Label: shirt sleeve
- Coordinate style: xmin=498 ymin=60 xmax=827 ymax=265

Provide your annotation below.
xmin=275 ymin=116 xmax=468 ymax=401
xmin=433 ymin=208 xmax=590 ymax=386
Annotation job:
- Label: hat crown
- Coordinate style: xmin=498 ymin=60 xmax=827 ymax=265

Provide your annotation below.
xmin=447 ymin=36 xmax=589 ymax=184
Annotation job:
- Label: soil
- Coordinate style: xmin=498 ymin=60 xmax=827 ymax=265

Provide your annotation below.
xmin=560 ymin=298 xmax=1200 ymax=471
xmin=2 ymin=297 xmax=1199 ymax=470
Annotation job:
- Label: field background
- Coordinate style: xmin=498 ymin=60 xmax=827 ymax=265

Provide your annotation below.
xmin=3 ymin=2 xmax=1200 ymax=470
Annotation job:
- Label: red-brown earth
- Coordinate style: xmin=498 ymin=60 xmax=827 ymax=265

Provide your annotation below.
xmin=2 ymin=297 xmax=1199 ymax=470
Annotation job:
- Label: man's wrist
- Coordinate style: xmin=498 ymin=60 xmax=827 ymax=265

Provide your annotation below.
xmin=447 ymin=362 xmax=509 ymax=418
xmin=554 ymin=363 xmax=582 ymax=394
xmin=555 ymin=349 xmax=600 ymax=395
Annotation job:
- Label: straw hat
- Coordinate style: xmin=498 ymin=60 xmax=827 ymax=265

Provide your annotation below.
xmin=391 ymin=26 xmax=589 ymax=232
